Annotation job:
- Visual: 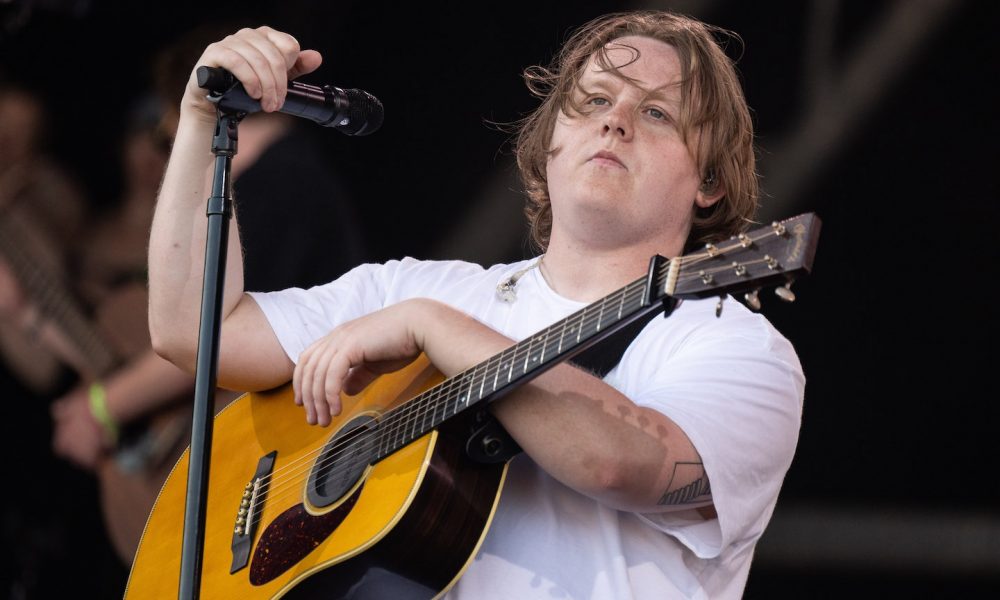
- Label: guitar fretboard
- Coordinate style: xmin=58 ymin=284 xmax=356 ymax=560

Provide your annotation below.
xmin=0 ymin=217 xmax=118 ymax=377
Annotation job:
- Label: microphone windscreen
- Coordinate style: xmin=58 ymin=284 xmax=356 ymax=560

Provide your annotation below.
xmin=343 ymin=89 xmax=384 ymax=136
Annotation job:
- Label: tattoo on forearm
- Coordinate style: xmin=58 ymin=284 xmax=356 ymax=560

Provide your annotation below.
xmin=657 ymin=462 xmax=711 ymax=506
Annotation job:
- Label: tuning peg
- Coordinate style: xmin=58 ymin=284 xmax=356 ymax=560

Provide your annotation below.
xmin=774 ymin=282 xmax=796 ymax=302
xmin=744 ymin=289 xmax=761 ymax=311
xmin=715 ymin=296 xmax=724 ymax=318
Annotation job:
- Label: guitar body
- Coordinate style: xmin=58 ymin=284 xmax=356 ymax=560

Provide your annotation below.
xmin=125 ymin=355 xmax=508 ymax=599
xmin=96 ymin=396 xmax=201 ymax=564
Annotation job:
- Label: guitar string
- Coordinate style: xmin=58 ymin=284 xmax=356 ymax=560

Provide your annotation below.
xmin=229 ymin=247 xmax=782 ymax=517
xmin=235 ymin=250 xmax=781 ymax=521
xmin=214 ymin=221 xmax=795 ymax=521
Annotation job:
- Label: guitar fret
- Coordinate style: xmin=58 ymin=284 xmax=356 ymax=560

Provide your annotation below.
xmin=542 ymin=332 xmax=559 ymax=363
xmin=401 ymin=406 xmax=413 ymax=450
xmin=528 ymin=332 xmax=545 ymax=372
xmin=452 ymin=375 xmax=465 ymax=414
xmin=538 ymin=326 xmax=551 ymax=364
xmin=492 ymin=356 xmax=502 ymax=391
xmin=390 ymin=409 xmax=404 ymax=454
xmin=458 ymin=377 xmax=472 ymax=407
xmin=406 ymin=400 xmax=419 ymax=445
xmin=423 ymin=392 xmax=438 ymax=432
xmin=391 ymin=412 xmax=402 ymax=451
xmin=376 ymin=422 xmax=387 ymax=458
xmin=410 ymin=395 xmax=426 ymax=438
xmin=494 ymin=346 xmax=511 ymax=390
xmin=427 ymin=391 xmax=439 ymax=430
xmin=478 ymin=353 xmax=498 ymax=400
xmin=522 ymin=335 xmax=534 ymax=373
xmin=418 ymin=395 xmax=432 ymax=432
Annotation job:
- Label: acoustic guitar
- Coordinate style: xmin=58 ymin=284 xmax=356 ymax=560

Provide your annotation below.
xmin=0 ymin=213 xmax=192 ymax=564
xmin=125 ymin=213 xmax=821 ymax=599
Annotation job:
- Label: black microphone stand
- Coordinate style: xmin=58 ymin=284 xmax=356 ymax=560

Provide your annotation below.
xmin=177 ymin=104 xmax=245 ymax=600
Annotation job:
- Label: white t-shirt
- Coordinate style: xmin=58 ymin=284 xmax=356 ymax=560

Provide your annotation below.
xmin=248 ymin=257 xmax=804 ymax=600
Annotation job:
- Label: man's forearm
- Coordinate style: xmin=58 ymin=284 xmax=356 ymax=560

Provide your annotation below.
xmin=413 ymin=300 xmax=706 ymax=513
xmin=147 ymin=113 xmax=247 ymax=369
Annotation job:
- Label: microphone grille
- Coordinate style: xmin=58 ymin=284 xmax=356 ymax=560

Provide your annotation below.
xmin=342 ymin=89 xmax=384 ymax=136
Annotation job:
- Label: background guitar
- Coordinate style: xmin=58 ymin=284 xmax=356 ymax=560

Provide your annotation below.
xmin=0 ymin=206 xmax=199 ymax=564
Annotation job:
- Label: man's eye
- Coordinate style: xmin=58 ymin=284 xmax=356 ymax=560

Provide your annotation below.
xmin=588 ymin=97 xmax=610 ymax=106
xmin=646 ymin=107 xmax=666 ymax=120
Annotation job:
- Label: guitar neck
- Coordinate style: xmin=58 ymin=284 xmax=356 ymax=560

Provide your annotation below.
xmin=368 ymin=212 xmax=822 ymax=461
xmin=0 ymin=219 xmax=119 ymax=377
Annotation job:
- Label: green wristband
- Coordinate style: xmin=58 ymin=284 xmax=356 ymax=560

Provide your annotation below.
xmin=88 ymin=382 xmax=119 ymax=444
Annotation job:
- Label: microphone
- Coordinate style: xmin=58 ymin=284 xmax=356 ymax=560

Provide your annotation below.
xmin=196 ymin=66 xmax=383 ymax=136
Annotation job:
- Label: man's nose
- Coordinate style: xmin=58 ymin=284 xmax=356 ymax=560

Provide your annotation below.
xmin=602 ymin=104 xmax=634 ymax=141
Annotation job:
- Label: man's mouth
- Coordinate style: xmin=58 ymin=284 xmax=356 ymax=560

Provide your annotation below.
xmin=590 ymin=150 xmax=627 ymax=169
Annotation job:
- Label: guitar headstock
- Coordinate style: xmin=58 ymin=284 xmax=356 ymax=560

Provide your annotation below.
xmin=670 ymin=212 xmax=821 ymax=308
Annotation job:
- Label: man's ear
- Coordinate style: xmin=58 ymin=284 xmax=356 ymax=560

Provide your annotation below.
xmin=695 ymin=176 xmax=725 ymax=208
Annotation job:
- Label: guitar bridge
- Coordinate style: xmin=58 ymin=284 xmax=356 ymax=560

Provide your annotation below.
xmin=230 ymin=450 xmax=276 ymax=574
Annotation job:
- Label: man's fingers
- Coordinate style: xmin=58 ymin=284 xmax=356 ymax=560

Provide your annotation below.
xmin=256 ymin=27 xmax=322 ymax=89
xmin=258 ymin=26 xmax=303 ymax=70
xmin=238 ymin=28 xmax=295 ymax=109
xmin=288 ymin=50 xmax=323 ymax=81
xmin=309 ymin=345 xmax=336 ymax=424
xmin=219 ymin=35 xmax=283 ymax=110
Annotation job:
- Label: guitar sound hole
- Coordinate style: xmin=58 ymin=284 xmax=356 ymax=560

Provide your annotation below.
xmin=306 ymin=415 xmax=378 ymax=509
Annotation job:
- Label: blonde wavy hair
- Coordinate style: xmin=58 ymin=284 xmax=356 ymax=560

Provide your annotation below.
xmin=514 ymin=10 xmax=759 ymax=252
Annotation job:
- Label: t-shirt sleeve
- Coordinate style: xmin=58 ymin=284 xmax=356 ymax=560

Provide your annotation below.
xmin=247 ymin=257 xmax=498 ymax=364
xmin=247 ymin=261 xmax=397 ymax=363
xmin=617 ymin=306 xmax=805 ymax=559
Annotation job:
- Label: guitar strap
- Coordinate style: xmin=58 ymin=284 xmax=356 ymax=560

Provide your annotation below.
xmin=569 ymin=305 xmax=666 ymax=378
xmin=465 ymin=299 xmax=675 ymax=464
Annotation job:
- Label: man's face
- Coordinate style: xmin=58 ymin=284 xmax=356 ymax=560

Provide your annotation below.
xmin=545 ymin=35 xmax=718 ymax=253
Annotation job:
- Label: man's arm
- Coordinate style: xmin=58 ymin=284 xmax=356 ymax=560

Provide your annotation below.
xmin=148 ymin=27 xmax=321 ymax=390
xmin=291 ymin=298 xmax=711 ymax=514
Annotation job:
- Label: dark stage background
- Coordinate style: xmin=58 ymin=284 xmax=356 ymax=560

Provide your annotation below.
xmin=2 ymin=0 xmax=997 ymax=598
